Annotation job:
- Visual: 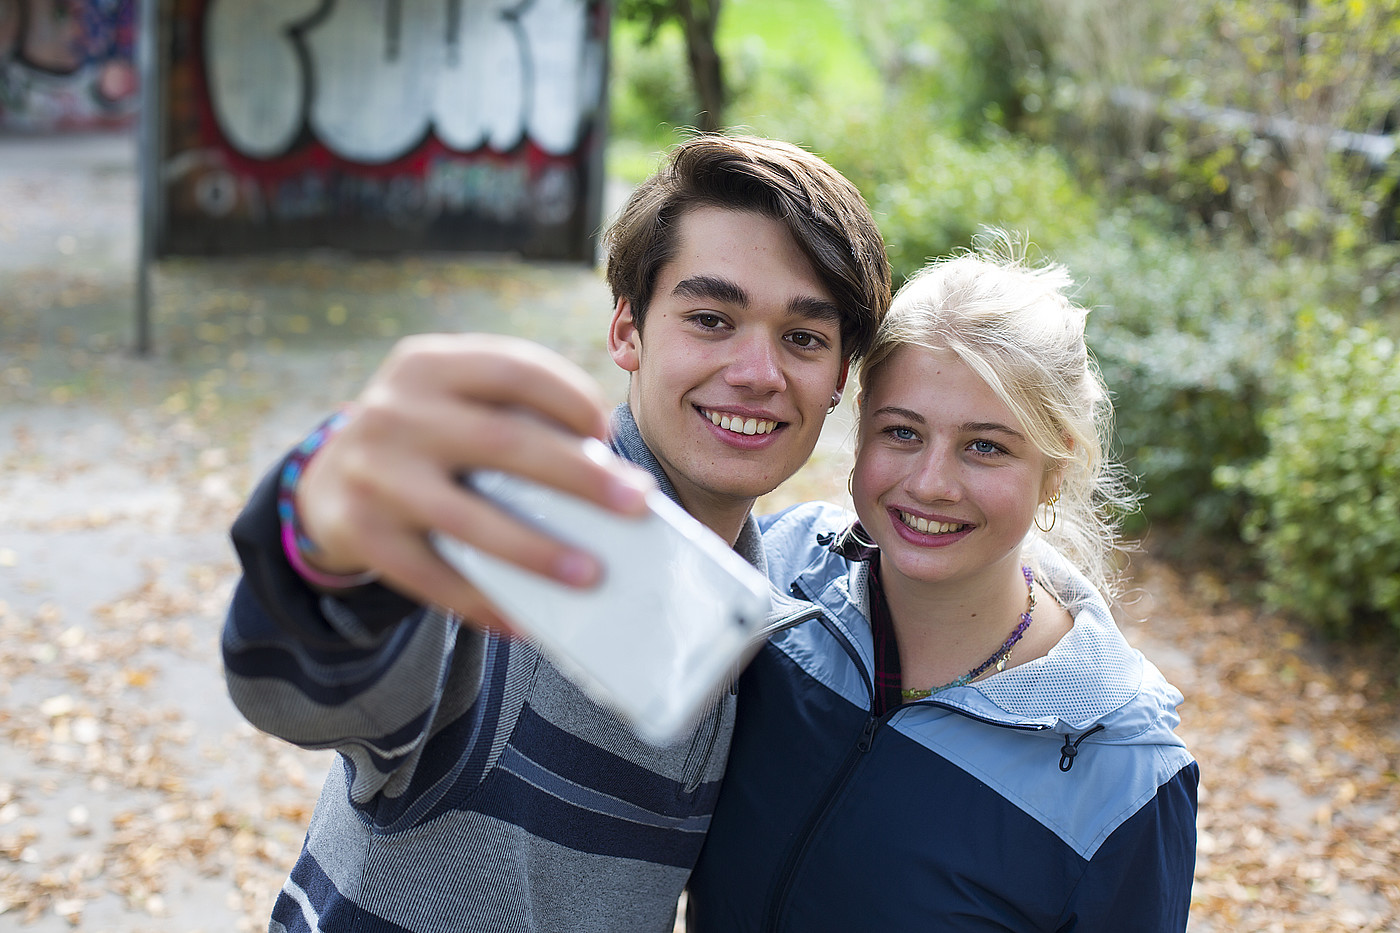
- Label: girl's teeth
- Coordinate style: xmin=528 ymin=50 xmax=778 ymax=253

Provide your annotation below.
xmin=900 ymin=512 xmax=963 ymax=535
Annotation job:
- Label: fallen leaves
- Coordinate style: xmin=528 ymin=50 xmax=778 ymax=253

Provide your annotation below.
xmin=1125 ymin=554 xmax=1400 ymax=932
xmin=0 ymin=577 xmax=325 ymax=931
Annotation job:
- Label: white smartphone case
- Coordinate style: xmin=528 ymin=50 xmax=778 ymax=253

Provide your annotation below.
xmin=431 ymin=470 xmax=771 ymax=744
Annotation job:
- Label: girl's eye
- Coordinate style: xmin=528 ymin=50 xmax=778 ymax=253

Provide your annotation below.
xmin=970 ymin=439 xmax=1004 ymax=456
xmin=886 ymin=426 xmax=918 ymax=442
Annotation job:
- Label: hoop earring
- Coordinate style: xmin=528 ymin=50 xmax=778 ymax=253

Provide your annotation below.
xmin=828 ymin=392 xmax=841 ymax=414
xmin=1034 ymin=494 xmax=1059 ymax=533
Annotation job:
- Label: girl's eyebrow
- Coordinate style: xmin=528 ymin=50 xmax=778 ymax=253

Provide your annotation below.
xmin=872 ymin=407 xmax=1027 ymax=442
xmin=962 ymin=421 xmax=1027 ymax=442
xmin=872 ymin=406 xmax=924 ymax=423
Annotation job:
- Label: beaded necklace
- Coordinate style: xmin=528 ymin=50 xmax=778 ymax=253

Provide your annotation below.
xmin=900 ymin=565 xmax=1036 ymax=701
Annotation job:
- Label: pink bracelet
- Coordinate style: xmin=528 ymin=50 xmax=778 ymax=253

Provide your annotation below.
xmin=277 ymin=409 xmax=381 ymax=590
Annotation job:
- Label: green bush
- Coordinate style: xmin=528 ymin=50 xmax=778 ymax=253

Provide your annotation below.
xmin=809 ymin=117 xmax=1101 ymax=284
xmin=1219 ymin=312 xmax=1400 ymax=637
xmin=607 ymin=23 xmax=697 ymax=157
xmin=1056 ymin=212 xmax=1303 ymax=535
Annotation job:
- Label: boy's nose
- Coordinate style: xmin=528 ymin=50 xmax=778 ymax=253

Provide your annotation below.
xmin=725 ymin=334 xmax=785 ymax=393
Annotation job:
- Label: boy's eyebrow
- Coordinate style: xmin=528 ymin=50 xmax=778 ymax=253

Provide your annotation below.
xmin=671 ymin=275 xmax=842 ymax=326
xmin=788 ymin=294 xmax=843 ymax=325
xmin=672 ymin=275 xmax=749 ymax=306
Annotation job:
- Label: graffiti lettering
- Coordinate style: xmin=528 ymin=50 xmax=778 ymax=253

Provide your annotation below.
xmin=0 ymin=0 xmax=138 ymax=131
xmin=203 ymin=0 xmax=319 ymax=158
xmin=192 ymin=157 xmax=543 ymax=227
xmin=157 ymin=0 xmax=605 ymax=259
xmin=205 ymin=0 xmax=600 ymax=164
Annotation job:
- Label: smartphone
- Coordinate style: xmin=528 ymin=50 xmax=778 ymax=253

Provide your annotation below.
xmin=431 ymin=469 xmax=771 ymax=744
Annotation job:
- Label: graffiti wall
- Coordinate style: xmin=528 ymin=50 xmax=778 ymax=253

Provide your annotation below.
xmin=0 ymin=0 xmax=138 ymax=131
xmin=156 ymin=0 xmax=609 ymax=260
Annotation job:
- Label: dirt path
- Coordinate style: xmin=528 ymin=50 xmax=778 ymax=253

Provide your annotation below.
xmin=2 ymin=133 xmax=1396 ymax=932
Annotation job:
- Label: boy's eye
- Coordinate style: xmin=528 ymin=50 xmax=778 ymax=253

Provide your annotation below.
xmin=694 ymin=313 xmax=723 ymax=328
xmin=788 ymin=331 xmax=824 ymax=349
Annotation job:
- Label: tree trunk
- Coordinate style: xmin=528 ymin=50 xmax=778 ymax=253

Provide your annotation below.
xmin=676 ymin=0 xmax=725 ymax=132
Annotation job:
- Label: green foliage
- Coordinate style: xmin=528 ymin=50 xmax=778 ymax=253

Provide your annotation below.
xmin=1219 ymin=313 xmax=1400 ymax=637
xmin=828 ymin=0 xmax=1049 ymax=136
xmin=608 ymin=22 xmax=695 ymax=153
xmin=1021 ymin=0 xmax=1400 ymax=282
xmin=615 ymin=0 xmax=726 ymax=130
xmin=1056 ymin=212 xmax=1305 ymax=534
xmin=806 ymin=115 xmax=1101 ymax=285
xmin=608 ymin=0 xmax=884 ymax=168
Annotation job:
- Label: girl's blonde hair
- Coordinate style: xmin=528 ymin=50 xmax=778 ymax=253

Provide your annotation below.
xmin=857 ymin=230 xmax=1136 ymax=602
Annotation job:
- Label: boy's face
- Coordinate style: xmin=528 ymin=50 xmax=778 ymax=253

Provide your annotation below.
xmin=609 ymin=206 xmax=848 ymax=526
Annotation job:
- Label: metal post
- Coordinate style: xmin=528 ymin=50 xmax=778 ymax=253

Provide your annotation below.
xmin=134 ymin=0 xmax=162 ymax=357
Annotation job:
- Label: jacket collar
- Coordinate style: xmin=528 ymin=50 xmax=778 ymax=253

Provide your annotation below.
xmin=783 ymin=529 xmax=1176 ymax=739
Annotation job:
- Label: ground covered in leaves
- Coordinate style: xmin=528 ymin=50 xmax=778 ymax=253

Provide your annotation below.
xmin=2 ymin=133 xmax=1397 ymax=931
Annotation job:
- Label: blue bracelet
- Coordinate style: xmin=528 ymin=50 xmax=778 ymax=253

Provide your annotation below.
xmin=278 ymin=409 xmax=381 ymax=589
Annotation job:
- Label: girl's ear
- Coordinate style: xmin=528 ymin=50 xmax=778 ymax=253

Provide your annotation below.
xmin=1043 ymin=460 xmax=1067 ymax=505
xmin=608 ymin=298 xmax=641 ymax=373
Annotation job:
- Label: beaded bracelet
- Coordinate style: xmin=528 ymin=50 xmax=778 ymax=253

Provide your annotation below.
xmin=277 ymin=408 xmax=382 ymax=590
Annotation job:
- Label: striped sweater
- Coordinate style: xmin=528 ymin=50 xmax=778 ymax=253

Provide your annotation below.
xmin=223 ymin=405 xmax=757 ymax=932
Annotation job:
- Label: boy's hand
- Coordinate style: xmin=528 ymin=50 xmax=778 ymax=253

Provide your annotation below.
xmin=294 ymin=333 xmax=654 ymax=624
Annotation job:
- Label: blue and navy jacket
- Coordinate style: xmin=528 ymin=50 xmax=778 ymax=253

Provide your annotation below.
xmin=687 ymin=502 xmax=1199 ymax=932
xmin=222 ymin=406 xmax=746 ymax=933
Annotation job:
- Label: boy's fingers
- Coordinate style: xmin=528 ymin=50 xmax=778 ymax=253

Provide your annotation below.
xmin=434 ymin=407 xmax=654 ymax=518
xmin=378 ymin=334 xmax=614 ymax=443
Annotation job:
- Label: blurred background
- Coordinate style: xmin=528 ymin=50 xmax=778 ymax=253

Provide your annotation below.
xmin=1 ymin=0 xmax=1397 ymax=930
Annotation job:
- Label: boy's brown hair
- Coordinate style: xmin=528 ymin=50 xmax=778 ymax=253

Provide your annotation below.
xmin=603 ymin=134 xmax=891 ymax=361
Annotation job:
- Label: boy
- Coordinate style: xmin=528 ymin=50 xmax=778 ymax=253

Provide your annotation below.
xmin=223 ymin=134 xmax=890 ymax=932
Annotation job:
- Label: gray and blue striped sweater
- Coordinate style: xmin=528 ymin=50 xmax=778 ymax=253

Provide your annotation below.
xmin=223 ymin=405 xmax=758 ymax=932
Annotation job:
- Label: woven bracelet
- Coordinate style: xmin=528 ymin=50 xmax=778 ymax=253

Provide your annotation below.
xmin=277 ymin=408 xmax=382 ymax=590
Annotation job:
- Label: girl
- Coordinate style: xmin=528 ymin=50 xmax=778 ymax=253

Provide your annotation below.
xmin=687 ymin=233 xmax=1198 ymax=932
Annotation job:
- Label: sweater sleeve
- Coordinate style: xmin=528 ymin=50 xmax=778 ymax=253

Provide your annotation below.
xmin=1058 ymin=761 xmax=1200 ymax=932
xmin=220 ymin=456 xmax=509 ymax=808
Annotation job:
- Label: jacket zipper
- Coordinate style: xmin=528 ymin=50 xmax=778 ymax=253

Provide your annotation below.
xmin=681 ymin=700 xmax=724 ymax=794
xmin=757 ymin=584 xmax=1060 ymax=930
xmin=761 ymin=599 xmax=883 ymax=932
xmin=683 ymin=606 xmax=824 ymax=796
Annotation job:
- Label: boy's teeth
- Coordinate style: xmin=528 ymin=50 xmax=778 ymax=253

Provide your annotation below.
xmin=706 ymin=410 xmax=777 ymax=436
xmin=900 ymin=511 xmax=963 ymax=535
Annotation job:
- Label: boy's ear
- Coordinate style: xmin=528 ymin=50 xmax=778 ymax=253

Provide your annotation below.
xmin=608 ymin=298 xmax=641 ymax=373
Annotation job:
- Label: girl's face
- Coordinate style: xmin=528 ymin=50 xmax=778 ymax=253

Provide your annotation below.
xmin=852 ymin=345 xmax=1055 ymax=592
